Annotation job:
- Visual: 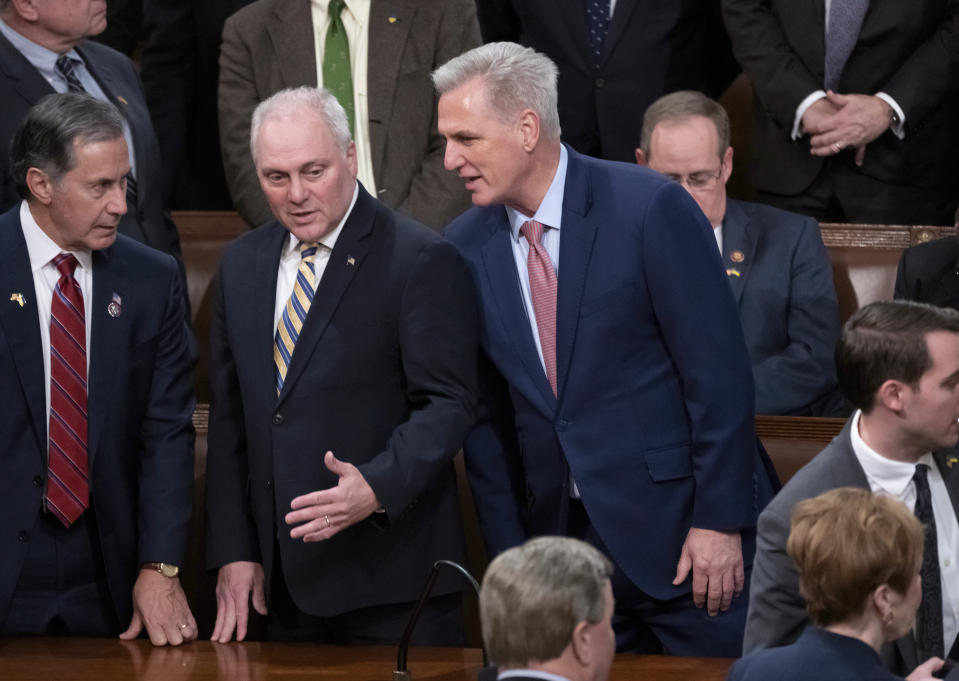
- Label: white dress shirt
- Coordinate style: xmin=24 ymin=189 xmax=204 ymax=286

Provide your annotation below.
xmin=310 ymin=0 xmax=376 ymax=195
xmin=273 ymin=184 xmax=358 ymax=331
xmin=850 ymin=410 xmax=959 ymax=653
xmin=20 ymin=201 xmax=93 ymax=455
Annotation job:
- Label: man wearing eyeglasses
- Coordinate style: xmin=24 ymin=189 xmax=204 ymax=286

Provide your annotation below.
xmin=637 ymin=91 xmax=845 ymax=417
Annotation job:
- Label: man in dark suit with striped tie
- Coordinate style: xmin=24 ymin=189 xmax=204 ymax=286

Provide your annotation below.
xmin=206 ymin=86 xmax=479 ymax=644
xmin=0 ymin=94 xmax=196 ymax=644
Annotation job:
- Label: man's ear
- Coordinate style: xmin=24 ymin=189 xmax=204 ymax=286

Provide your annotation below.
xmin=875 ymin=379 xmax=908 ymax=414
xmin=6 ymin=0 xmax=40 ymax=22
xmin=635 ymin=148 xmax=648 ymax=166
xmin=569 ymin=619 xmax=594 ymax=666
xmin=25 ymin=167 xmax=55 ymax=205
xmin=517 ymin=109 xmax=541 ymax=152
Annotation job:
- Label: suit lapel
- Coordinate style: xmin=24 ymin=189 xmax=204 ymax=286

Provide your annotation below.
xmin=0 ymin=32 xmax=54 ymax=107
xmin=721 ymin=200 xmax=755 ymax=304
xmin=367 ymin=0 xmax=414 ymax=177
xmin=87 ymin=247 xmax=126 ymax=465
xmin=268 ymin=0 xmax=318 ymax=88
xmin=0 ymin=209 xmax=46 ymax=456
xmin=277 ymin=186 xmax=374 ymax=403
xmin=555 ymin=150 xmax=597 ymax=399
xmin=480 ymin=210 xmax=556 ymax=413
xmin=604 ymin=0 xmax=639 ymax=64
xmin=255 ymin=225 xmax=289 ymax=404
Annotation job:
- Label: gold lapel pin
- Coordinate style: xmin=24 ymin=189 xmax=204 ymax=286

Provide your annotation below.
xmin=347 ymin=256 xmax=356 ymax=266
xmin=726 ymin=268 xmax=741 ymax=278
xmin=388 ymin=15 xmax=397 ymax=23
xmin=117 ymin=95 xmax=129 ymax=106
xmin=9 ymin=292 xmax=25 ymax=307
xmin=731 ymin=250 xmax=745 ymax=263
xmin=948 ymin=457 xmax=957 ymax=469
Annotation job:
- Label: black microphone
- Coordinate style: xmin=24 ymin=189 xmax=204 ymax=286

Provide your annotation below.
xmin=393 ymin=559 xmax=497 ymax=681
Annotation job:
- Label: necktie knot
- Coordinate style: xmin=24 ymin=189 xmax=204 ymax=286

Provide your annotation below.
xmin=55 ymin=54 xmax=85 ymax=93
xmin=914 ymin=462 xmax=931 ymax=489
xmin=329 ymin=0 xmax=345 ymax=19
xmin=299 ymin=241 xmax=320 ymax=261
xmin=520 ymin=220 xmax=546 ymax=246
xmin=52 ymin=252 xmax=79 ymax=279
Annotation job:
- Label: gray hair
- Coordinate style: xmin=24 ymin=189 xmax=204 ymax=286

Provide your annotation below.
xmin=10 ymin=93 xmax=124 ymax=200
xmin=480 ymin=536 xmax=612 ymax=668
xmin=250 ymin=86 xmax=352 ymax=165
xmin=640 ymin=90 xmax=731 ymax=160
xmin=432 ymin=42 xmax=561 ymax=141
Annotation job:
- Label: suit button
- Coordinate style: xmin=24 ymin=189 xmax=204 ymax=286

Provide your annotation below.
xmin=265 ymin=480 xmax=273 ymax=490
xmin=595 ymin=78 xmax=605 ymax=88
xmin=272 ymin=413 xmax=284 ymax=425
xmin=32 ymin=476 xmax=43 ymax=488
xmin=18 ymin=531 xmax=28 ymax=543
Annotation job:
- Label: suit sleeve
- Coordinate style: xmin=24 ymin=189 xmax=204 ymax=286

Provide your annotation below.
xmin=218 ymin=14 xmax=274 ymax=228
xmin=137 ymin=256 xmax=196 ymax=565
xmin=721 ymin=0 xmax=824 ymax=129
xmin=743 ymin=504 xmax=809 ymax=653
xmin=874 ymin=0 xmax=959 ymax=132
xmin=394 ymin=0 xmax=479 ymax=230
xmin=356 ymin=240 xmax=480 ymax=518
xmin=753 ymin=217 xmax=840 ymax=415
xmin=461 ymin=350 xmax=529 ymax=557
xmin=894 ymin=248 xmax=914 ymax=301
xmin=204 ymin=259 xmax=261 ymax=569
xmin=643 ymin=181 xmax=760 ymax=531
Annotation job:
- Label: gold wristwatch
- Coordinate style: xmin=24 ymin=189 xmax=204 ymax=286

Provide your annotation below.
xmin=143 ymin=562 xmax=180 ymax=578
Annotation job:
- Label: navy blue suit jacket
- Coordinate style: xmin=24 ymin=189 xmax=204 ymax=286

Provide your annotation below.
xmin=729 ymin=627 xmax=901 ymax=681
xmin=894 ymin=236 xmax=959 ymax=312
xmin=205 ymin=185 xmax=478 ymax=616
xmin=445 ymin=148 xmax=775 ymax=600
xmin=722 ymin=199 xmax=842 ymax=415
xmin=0 ymin=204 xmax=195 ymax=627
xmin=0 ymin=33 xmax=183 ymax=268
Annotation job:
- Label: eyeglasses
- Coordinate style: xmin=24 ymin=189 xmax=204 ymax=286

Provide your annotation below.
xmin=662 ymin=166 xmax=723 ymax=190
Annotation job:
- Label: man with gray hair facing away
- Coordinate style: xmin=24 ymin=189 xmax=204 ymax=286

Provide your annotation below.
xmin=437 ymin=42 xmax=776 ymax=655
xmin=636 ymin=90 xmax=844 ymax=417
xmin=480 ymin=537 xmax=615 ymax=681
xmin=205 ymin=85 xmax=479 ymax=644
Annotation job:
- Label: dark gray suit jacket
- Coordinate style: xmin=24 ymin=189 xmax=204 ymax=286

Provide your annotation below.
xmin=218 ymin=0 xmax=479 ymax=230
xmin=744 ymin=418 xmax=959 ymax=674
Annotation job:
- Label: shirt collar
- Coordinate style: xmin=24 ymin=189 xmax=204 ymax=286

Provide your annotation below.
xmin=20 ymin=201 xmax=93 ymax=274
xmin=508 ymin=145 xmax=568 ymax=242
xmin=0 ymin=17 xmax=81 ymax=86
xmin=282 ymin=181 xmax=359 ymax=255
xmin=849 ymin=409 xmax=936 ymax=497
xmin=499 ymin=670 xmax=573 ymax=681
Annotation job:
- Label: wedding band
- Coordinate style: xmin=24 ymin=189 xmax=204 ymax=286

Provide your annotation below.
xmin=832 ymin=142 xmax=841 ymax=152
xmin=324 ymin=515 xmax=331 ymax=529
xmin=178 ymin=623 xmax=188 ymax=629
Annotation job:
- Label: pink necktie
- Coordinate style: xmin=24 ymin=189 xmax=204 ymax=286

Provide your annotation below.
xmin=47 ymin=253 xmax=89 ymax=527
xmin=521 ymin=220 xmax=558 ymax=395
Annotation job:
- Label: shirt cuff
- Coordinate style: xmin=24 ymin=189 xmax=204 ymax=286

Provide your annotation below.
xmin=875 ymin=92 xmax=906 ymax=138
xmin=792 ymin=91 xmax=827 ymax=140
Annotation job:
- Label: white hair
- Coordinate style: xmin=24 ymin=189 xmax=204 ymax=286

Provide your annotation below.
xmin=250 ymin=86 xmax=352 ymax=165
xmin=432 ymin=42 xmax=561 ymax=140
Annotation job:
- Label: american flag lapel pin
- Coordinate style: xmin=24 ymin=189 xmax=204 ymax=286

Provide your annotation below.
xmin=9 ymin=292 xmax=24 ymax=307
xmin=107 ymin=292 xmax=122 ymax=318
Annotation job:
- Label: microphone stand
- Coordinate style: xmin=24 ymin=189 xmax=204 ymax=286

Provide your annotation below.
xmin=393 ymin=559 xmax=496 ymax=681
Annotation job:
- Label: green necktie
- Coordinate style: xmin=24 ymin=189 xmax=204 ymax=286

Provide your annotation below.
xmin=324 ymin=0 xmax=355 ymax=137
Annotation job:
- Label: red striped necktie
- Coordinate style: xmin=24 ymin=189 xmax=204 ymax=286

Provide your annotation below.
xmin=47 ymin=253 xmax=89 ymax=527
xmin=521 ymin=220 xmax=558 ymax=396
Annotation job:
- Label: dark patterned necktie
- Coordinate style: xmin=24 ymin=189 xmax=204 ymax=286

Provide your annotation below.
xmin=913 ymin=463 xmax=944 ymax=660
xmin=824 ymin=0 xmax=870 ymax=91
xmin=47 ymin=253 xmax=89 ymax=527
xmin=324 ymin=0 xmax=355 ymax=136
xmin=585 ymin=0 xmax=610 ymax=69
